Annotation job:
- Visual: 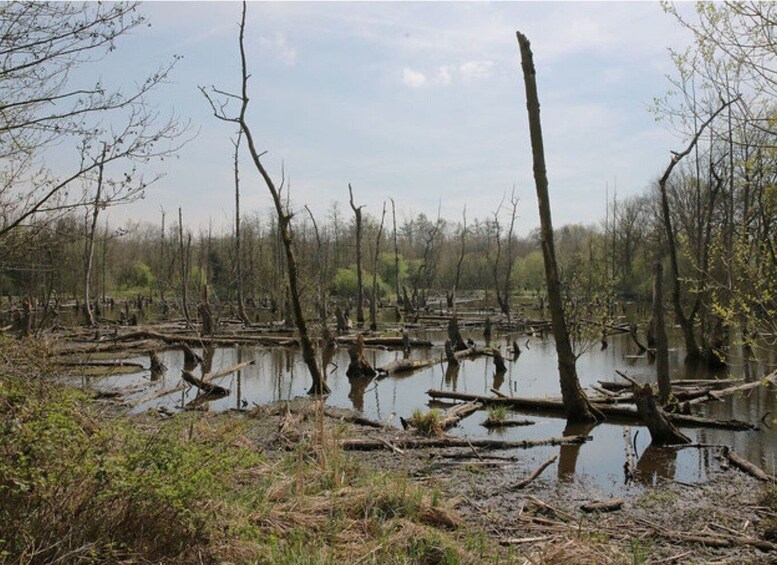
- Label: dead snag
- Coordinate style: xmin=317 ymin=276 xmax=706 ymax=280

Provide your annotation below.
xmin=444 ymin=339 xmax=459 ymax=367
xmin=181 ymin=342 xmax=202 ymax=370
xmin=149 ymin=350 xmax=166 ymax=378
xmin=634 ymin=384 xmax=691 ymax=445
xmin=483 ymin=316 xmax=492 ymax=340
xmin=346 ymin=334 xmax=376 ymax=378
xmin=652 ymin=262 xmax=670 ymax=404
xmin=334 ymin=305 xmax=350 ymax=334
xmin=628 ymin=323 xmax=648 ymax=354
xmin=513 ymin=454 xmax=558 ymax=489
xmin=512 ymin=340 xmax=521 ymax=359
xmin=199 ymin=283 xmax=214 ymax=336
xmin=448 ymin=316 xmax=468 ymax=351
xmin=516 ymin=31 xmax=600 ymax=424
xmin=348 ymin=183 xmax=366 ymax=327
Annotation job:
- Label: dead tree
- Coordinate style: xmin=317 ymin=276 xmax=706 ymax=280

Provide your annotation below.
xmin=200 ymin=1 xmax=329 ymax=395
xmin=199 ymin=283 xmax=214 ymax=335
xmin=448 ymin=206 xmax=467 ymax=308
xmin=447 ymin=316 xmax=468 ymax=351
xmin=178 ymin=207 xmax=192 ymax=326
xmin=370 ymin=201 xmax=386 ymax=331
xmin=305 ymin=204 xmax=328 ymax=324
xmin=81 ymin=144 xmax=107 ymax=327
xmin=517 ymin=31 xmax=600 ymax=423
xmin=652 ymin=262 xmax=671 ymax=404
xmin=233 ymin=129 xmax=250 ymax=325
xmin=389 ymin=197 xmax=402 ymax=309
xmin=634 ymin=384 xmax=690 ymax=445
xmin=349 ymin=183 xmax=366 ymax=327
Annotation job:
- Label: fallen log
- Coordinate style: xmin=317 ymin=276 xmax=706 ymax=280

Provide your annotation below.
xmin=426 ymin=389 xmax=756 ymax=430
xmin=181 ymin=370 xmax=229 ymax=396
xmin=481 ymin=418 xmax=535 ymax=429
xmin=378 ymin=357 xmax=438 ymax=376
xmin=438 ymin=401 xmax=482 ymax=430
xmin=130 ymin=360 xmax=254 ymax=406
xmin=55 ymin=360 xmax=146 ymax=369
xmin=512 ymin=454 xmax=557 ymax=489
xmin=721 ymin=446 xmax=775 ymax=482
xmin=339 ymin=434 xmax=589 ymax=452
xmin=687 ymin=369 xmax=777 ymax=406
xmin=580 ymin=498 xmax=624 ymax=513
xmin=336 ymin=335 xmax=433 ymax=348
xmin=112 ymin=329 xmax=298 ymax=347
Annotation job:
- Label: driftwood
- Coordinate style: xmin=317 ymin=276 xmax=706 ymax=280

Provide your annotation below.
xmin=426 ymin=389 xmax=756 ymax=430
xmin=580 ymin=499 xmax=624 ymax=513
xmin=512 ymin=454 xmax=557 ymax=489
xmin=339 ymin=434 xmax=589 ymax=452
xmin=482 ymin=417 xmax=535 ymax=429
xmin=721 ymin=446 xmax=775 ymax=482
xmin=336 ymin=335 xmax=432 ymax=348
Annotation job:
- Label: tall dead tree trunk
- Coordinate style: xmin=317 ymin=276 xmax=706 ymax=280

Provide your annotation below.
xmin=82 ymin=144 xmax=106 ymax=327
xmin=390 ymin=197 xmax=401 ymax=308
xmin=233 ymin=129 xmax=250 ymax=325
xmin=200 ymin=1 xmax=328 ymax=394
xmin=349 ymin=183 xmax=365 ymax=327
xmin=517 ymin=31 xmax=599 ymax=423
xmin=652 ymin=262 xmax=671 ymax=404
xmin=448 ymin=206 xmax=467 ymax=309
xmin=305 ymin=205 xmax=328 ymax=324
xmin=370 ymin=201 xmax=386 ymax=331
xmin=178 ymin=207 xmax=191 ymax=326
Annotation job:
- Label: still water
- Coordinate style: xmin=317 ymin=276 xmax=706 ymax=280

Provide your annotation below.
xmin=89 ymin=328 xmax=777 ymax=492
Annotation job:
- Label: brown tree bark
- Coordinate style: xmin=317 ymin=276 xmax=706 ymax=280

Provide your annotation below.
xmin=652 ymin=262 xmax=671 ymax=404
xmin=370 ymin=201 xmax=386 ymax=331
xmin=516 ymin=31 xmax=600 ymax=423
xmin=349 ymin=183 xmax=365 ymax=327
xmin=634 ymin=384 xmax=691 ymax=445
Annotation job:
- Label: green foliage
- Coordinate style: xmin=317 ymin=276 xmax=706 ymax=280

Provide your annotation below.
xmin=410 ymin=408 xmax=443 ymax=437
xmin=513 ymin=250 xmax=546 ymax=292
xmin=117 ymin=261 xmax=155 ymax=290
xmin=331 ymin=266 xmax=390 ymax=299
xmin=486 ymin=406 xmax=508 ymax=423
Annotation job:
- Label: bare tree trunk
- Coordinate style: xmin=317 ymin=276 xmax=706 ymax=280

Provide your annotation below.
xmin=178 ymin=207 xmax=191 ymax=325
xmin=305 ymin=205 xmax=328 ymax=324
xmin=390 ymin=197 xmax=401 ymax=308
xmin=233 ymin=129 xmax=250 ymax=325
xmin=201 ymin=2 xmax=328 ymax=394
xmin=370 ymin=202 xmax=386 ymax=331
xmin=82 ymin=144 xmax=107 ymax=327
xmin=349 ymin=183 xmax=365 ymax=327
xmin=517 ymin=31 xmax=599 ymax=423
xmin=652 ymin=262 xmax=671 ymax=404
xmin=448 ymin=206 xmax=467 ymax=309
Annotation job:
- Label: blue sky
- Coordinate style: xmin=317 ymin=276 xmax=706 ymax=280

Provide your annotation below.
xmin=94 ymin=1 xmax=694 ymax=236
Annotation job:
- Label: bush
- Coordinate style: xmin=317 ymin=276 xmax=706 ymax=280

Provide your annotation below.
xmin=117 ymin=261 xmax=155 ymax=290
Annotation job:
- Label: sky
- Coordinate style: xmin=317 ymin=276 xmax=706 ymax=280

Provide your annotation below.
xmin=87 ymin=1 xmax=696 ymax=236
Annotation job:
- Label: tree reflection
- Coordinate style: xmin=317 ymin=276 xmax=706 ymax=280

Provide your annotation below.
xmin=557 ymin=421 xmax=597 ymax=481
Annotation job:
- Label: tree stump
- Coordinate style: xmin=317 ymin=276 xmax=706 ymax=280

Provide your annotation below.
xmin=447 ymin=316 xmax=468 ymax=351
xmin=346 ymin=334 xmax=376 ymax=378
xmin=634 ymin=384 xmax=690 ymax=445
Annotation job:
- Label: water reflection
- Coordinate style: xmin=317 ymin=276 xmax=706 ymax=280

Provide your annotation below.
xmin=635 ymin=445 xmax=678 ymax=486
xmin=557 ymin=421 xmax=598 ymax=482
xmin=102 ymin=330 xmax=776 ymax=492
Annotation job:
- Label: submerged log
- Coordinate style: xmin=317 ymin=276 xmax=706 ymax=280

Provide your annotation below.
xmin=340 ymin=434 xmax=589 ymax=452
xmin=512 ymin=454 xmax=557 ymax=489
xmin=336 ymin=335 xmax=433 ymax=348
xmin=426 ymin=389 xmax=756 ymax=431
xmin=378 ymin=357 xmax=438 ymax=376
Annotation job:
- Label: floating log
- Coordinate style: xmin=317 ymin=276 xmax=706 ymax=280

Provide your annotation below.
xmin=686 ymin=369 xmax=777 ymax=406
xmin=336 ymin=335 xmax=432 ymax=348
xmin=55 ymin=360 xmax=146 ymax=369
xmin=482 ymin=418 xmax=535 ymax=429
xmin=438 ymin=401 xmax=482 ymax=430
xmin=339 ymin=434 xmax=589 ymax=452
xmin=378 ymin=357 xmax=438 ymax=376
xmin=426 ymin=389 xmax=756 ymax=430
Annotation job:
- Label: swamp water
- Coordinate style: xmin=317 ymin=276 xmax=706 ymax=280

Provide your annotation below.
xmin=85 ymin=328 xmax=777 ymax=494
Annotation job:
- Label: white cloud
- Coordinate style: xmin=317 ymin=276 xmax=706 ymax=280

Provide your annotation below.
xmin=436 ymin=65 xmax=454 ymax=85
xmin=401 ymin=67 xmax=427 ymax=88
xmin=259 ymin=32 xmax=297 ymax=65
xmin=459 ymin=60 xmax=494 ymax=80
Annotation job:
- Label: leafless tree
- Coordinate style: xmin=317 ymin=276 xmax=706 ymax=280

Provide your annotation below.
xmin=200 ymin=1 xmax=329 ymax=394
